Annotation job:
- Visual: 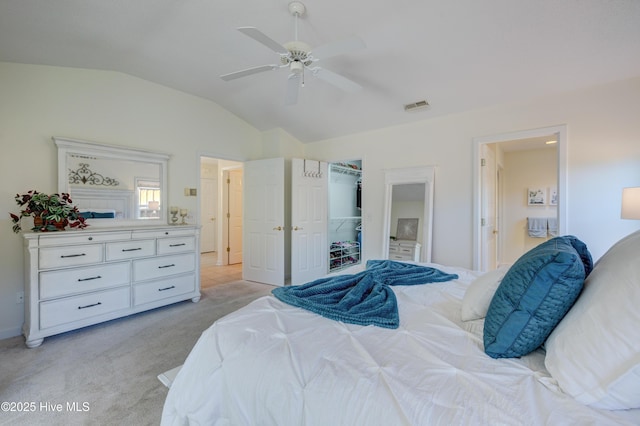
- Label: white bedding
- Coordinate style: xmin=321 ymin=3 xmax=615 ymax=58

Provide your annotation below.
xmin=161 ymin=263 xmax=639 ymax=425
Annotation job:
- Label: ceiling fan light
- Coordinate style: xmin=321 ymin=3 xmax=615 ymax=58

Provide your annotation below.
xmin=290 ymin=61 xmax=304 ymax=74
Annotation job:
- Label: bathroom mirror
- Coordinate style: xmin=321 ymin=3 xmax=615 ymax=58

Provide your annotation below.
xmin=382 ymin=166 xmax=435 ymax=262
xmin=54 ymin=137 xmax=169 ymax=227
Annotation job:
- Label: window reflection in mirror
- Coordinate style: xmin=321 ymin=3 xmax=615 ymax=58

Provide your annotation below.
xmin=135 ymin=178 xmax=161 ymax=219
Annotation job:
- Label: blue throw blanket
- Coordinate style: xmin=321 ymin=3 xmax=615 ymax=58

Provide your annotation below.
xmin=272 ymin=260 xmax=458 ymax=329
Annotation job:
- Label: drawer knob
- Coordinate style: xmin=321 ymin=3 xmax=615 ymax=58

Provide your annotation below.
xmin=88 ymin=237 xmax=93 ymax=241
xmin=78 ymin=302 xmax=102 ymax=310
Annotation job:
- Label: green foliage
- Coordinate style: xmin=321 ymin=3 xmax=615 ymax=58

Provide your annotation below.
xmin=9 ymin=190 xmax=88 ymax=233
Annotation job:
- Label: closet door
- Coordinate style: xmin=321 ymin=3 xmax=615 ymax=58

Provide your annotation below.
xmin=243 ymin=158 xmax=285 ymax=286
xmin=291 ymin=159 xmax=328 ymax=285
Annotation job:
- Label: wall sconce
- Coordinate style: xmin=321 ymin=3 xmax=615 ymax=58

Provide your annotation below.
xmin=621 ymin=187 xmax=640 ymax=219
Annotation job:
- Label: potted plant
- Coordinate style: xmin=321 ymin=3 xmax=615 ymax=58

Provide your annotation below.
xmin=9 ymin=190 xmax=89 ymax=233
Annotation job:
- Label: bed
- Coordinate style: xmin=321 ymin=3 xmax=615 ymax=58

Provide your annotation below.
xmin=161 ymin=233 xmax=640 ymax=425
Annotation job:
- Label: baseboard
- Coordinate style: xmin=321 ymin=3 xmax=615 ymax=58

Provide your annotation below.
xmin=0 ymin=326 xmax=23 ymax=341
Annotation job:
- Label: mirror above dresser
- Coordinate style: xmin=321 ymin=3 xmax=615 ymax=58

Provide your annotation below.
xmin=54 ymin=137 xmax=169 ymax=227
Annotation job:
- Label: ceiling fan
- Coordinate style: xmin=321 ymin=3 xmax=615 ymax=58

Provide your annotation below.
xmin=220 ymin=1 xmax=365 ymax=105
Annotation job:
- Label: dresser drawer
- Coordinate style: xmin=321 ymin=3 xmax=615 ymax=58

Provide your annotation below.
xmin=133 ymin=274 xmax=196 ymax=306
xmin=106 ymin=239 xmax=155 ymax=261
xmin=132 ymin=253 xmax=196 ymax=282
xmin=39 ymin=244 xmax=103 ymax=269
xmin=40 ymin=286 xmax=130 ymax=329
xmin=133 ymin=228 xmax=195 ymax=240
xmin=390 ymin=253 xmax=413 ymax=261
xmin=158 ymin=237 xmax=196 ymax=254
xmin=38 ymin=232 xmax=131 ymax=247
xmin=39 ymin=262 xmax=130 ymax=300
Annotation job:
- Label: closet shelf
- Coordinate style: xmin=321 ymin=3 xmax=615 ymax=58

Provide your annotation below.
xmin=330 ymin=164 xmax=362 ymax=177
xmin=329 ymin=241 xmax=360 ymax=272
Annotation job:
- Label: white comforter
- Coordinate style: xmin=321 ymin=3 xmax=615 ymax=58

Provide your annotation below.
xmin=161 ymin=264 xmax=639 ymax=426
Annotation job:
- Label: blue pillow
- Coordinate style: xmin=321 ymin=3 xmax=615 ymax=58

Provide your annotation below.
xmin=483 ymin=236 xmax=593 ymax=358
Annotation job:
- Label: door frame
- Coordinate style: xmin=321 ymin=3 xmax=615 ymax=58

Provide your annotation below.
xmin=197 ymin=153 xmax=245 ymax=265
xmin=472 ymin=125 xmax=568 ymax=270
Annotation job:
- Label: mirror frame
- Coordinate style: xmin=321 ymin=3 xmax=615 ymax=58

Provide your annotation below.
xmin=382 ymin=166 xmax=435 ymax=262
xmin=54 ymin=137 xmax=169 ymax=228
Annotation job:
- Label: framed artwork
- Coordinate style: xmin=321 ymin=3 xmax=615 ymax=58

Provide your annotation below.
xmin=549 ymin=187 xmax=558 ymax=206
xmin=396 ymin=218 xmax=419 ymax=240
xmin=527 ymin=188 xmax=546 ymax=205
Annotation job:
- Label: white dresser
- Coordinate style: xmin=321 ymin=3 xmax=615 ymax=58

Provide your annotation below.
xmin=22 ymin=225 xmax=200 ymax=348
xmin=388 ymin=240 xmax=422 ymax=262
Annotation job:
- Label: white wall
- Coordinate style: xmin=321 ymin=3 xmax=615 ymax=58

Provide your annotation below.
xmin=2 ymin=61 xmax=640 ymax=341
xmin=305 ymin=76 xmax=640 ymax=269
xmin=0 ymin=62 xmax=264 ymax=339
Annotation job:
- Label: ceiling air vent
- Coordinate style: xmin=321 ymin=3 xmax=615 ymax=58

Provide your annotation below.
xmin=403 ymin=100 xmax=430 ymax=112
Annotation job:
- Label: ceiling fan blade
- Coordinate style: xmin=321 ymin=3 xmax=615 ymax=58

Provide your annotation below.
xmin=311 ymin=67 xmax=362 ymax=92
xmin=220 ymin=64 xmax=279 ymax=81
xmin=310 ymin=35 xmax=365 ymax=60
xmin=284 ymin=74 xmax=300 ymax=106
xmin=237 ymin=27 xmax=289 ymax=55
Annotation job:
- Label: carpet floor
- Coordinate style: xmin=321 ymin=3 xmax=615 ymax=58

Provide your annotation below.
xmin=0 ymin=280 xmax=273 ymax=426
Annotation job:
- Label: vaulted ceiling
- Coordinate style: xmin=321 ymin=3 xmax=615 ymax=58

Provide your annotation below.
xmin=1 ymin=0 xmax=639 ymax=143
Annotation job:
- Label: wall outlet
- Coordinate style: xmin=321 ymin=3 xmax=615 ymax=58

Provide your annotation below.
xmin=17 ymin=291 xmax=24 ymax=304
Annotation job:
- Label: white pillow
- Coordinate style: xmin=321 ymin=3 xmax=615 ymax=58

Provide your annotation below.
xmin=545 ymin=230 xmax=640 ymax=410
xmin=461 ymin=267 xmax=508 ymax=321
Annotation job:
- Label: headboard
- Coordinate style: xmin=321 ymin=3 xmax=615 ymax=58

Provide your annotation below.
xmin=72 ymin=188 xmax=134 ymax=219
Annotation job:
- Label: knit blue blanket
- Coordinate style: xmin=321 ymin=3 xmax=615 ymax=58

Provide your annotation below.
xmin=271 ymin=260 xmax=458 ymax=329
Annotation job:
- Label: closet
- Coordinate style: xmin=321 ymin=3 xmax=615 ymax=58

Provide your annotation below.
xmin=328 ymin=161 xmax=362 ymax=272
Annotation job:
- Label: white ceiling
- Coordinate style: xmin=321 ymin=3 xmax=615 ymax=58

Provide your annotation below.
xmin=1 ymin=0 xmax=639 ymax=143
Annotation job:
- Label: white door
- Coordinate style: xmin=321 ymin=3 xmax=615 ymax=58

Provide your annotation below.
xmin=200 ymin=177 xmax=217 ymax=253
xmin=228 ymin=169 xmax=243 ymax=265
xmin=291 ymin=159 xmax=328 ymax=285
xmin=481 ymin=144 xmax=497 ymax=271
xmin=243 ymin=158 xmax=285 ymax=286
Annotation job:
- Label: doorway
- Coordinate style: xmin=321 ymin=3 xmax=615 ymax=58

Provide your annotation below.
xmin=473 ymin=125 xmax=567 ymax=271
xmin=199 ymin=156 xmax=243 ymax=286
